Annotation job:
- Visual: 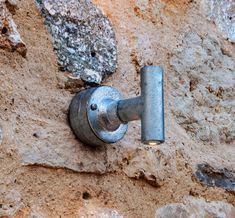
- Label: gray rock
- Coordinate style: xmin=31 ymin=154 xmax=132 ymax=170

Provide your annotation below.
xmin=156 ymin=204 xmax=190 ymax=218
xmin=6 ymin=0 xmax=18 ymax=7
xmin=28 ymin=206 xmax=44 ymax=218
xmin=36 ymin=0 xmax=117 ymax=84
xmin=201 ymin=0 xmax=235 ymax=42
xmin=170 ymin=32 xmax=235 ymax=145
xmin=78 ymin=207 xmax=123 ymax=218
xmin=155 ymin=196 xmax=235 ymax=218
xmin=0 ymin=190 xmax=24 ymax=217
xmin=0 ymin=0 xmax=27 ymax=56
xmin=195 ymin=163 xmax=235 ymax=192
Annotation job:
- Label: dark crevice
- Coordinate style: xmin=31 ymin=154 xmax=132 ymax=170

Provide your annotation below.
xmin=1 ymin=27 xmax=8 ymax=34
xmin=82 ymin=191 xmax=92 ymax=200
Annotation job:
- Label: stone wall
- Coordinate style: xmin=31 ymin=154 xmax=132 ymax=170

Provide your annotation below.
xmin=0 ymin=0 xmax=234 ymax=217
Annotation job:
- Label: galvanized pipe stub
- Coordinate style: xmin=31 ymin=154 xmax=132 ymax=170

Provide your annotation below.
xmin=141 ymin=66 xmax=165 ymax=145
xmin=69 ymin=66 xmax=165 ymax=146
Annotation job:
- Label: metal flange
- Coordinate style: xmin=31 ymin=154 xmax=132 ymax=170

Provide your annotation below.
xmin=69 ymin=86 xmax=128 ymax=146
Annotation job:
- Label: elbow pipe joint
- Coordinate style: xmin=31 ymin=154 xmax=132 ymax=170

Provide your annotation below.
xmin=69 ymin=66 xmax=165 ymax=146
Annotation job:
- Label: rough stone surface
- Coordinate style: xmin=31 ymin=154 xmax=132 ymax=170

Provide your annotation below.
xmin=155 ymin=196 xmax=235 ymax=218
xmin=19 ymin=123 xmax=177 ymax=187
xmin=0 ymin=190 xmax=23 ymax=217
xmin=78 ymin=207 xmax=123 ymax=218
xmin=0 ymin=0 xmax=234 ymax=217
xmin=170 ymin=32 xmax=235 ymax=145
xmin=7 ymin=0 xmax=17 ymax=7
xmin=0 ymin=0 xmax=26 ymax=56
xmin=0 ymin=126 xmax=2 ymax=145
xmin=36 ymin=0 xmax=117 ymax=84
xmin=201 ymin=0 xmax=235 ymax=42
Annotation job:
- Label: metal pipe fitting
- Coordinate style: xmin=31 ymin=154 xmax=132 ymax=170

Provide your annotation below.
xmin=69 ymin=66 xmax=165 ymax=146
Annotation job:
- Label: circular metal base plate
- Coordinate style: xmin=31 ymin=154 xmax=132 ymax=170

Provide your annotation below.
xmin=87 ymin=86 xmax=128 ymax=143
xmin=69 ymin=86 xmax=128 ymax=146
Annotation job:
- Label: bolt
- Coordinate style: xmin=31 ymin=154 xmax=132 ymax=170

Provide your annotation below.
xmin=90 ymin=104 xmax=98 ymax=111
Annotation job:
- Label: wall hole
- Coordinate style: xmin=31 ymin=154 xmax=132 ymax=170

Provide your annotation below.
xmin=82 ymin=191 xmax=91 ymax=200
xmin=1 ymin=27 xmax=8 ymax=34
xmin=91 ymin=51 xmax=96 ymax=57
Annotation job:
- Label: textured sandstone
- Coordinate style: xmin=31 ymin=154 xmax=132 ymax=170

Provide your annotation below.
xmin=16 ymin=0 xmax=234 ymax=189
xmin=201 ymin=0 xmax=235 ymax=42
xmin=0 ymin=0 xmax=234 ymax=217
xmin=0 ymin=126 xmax=2 ymax=145
xmin=19 ymin=123 xmax=177 ymax=186
xmin=170 ymin=32 xmax=235 ymax=145
xmin=36 ymin=0 xmax=117 ymax=84
xmin=0 ymin=0 xmax=26 ymax=56
xmin=155 ymin=196 xmax=235 ymax=218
